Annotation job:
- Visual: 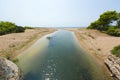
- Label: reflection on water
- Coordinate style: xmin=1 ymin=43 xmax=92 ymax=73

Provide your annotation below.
xmin=17 ymin=30 xmax=112 ymax=80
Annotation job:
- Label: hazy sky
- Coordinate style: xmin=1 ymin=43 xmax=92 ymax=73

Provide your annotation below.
xmin=0 ymin=0 xmax=120 ymax=27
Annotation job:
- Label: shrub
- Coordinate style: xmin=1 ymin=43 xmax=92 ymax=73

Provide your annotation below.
xmin=0 ymin=21 xmax=25 ymax=35
xmin=106 ymin=27 xmax=116 ymax=35
xmin=111 ymin=45 xmax=120 ymax=57
xmin=106 ymin=27 xmax=120 ymax=36
xmin=12 ymin=58 xmax=19 ymax=63
xmin=15 ymin=26 xmax=25 ymax=33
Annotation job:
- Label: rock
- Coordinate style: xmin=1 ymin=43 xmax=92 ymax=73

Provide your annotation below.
xmin=0 ymin=57 xmax=22 ymax=80
xmin=105 ymin=54 xmax=120 ymax=80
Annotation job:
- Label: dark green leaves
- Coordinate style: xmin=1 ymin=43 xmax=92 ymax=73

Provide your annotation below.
xmin=87 ymin=11 xmax=119 ymax=31
xmin=0 ymin=21 xmax=25 ymax=35
xmin=87 ymin=11 xmax=120 ymax=36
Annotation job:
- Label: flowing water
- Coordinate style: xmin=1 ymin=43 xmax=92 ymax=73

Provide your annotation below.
xmin=17 ymin=30 xmax=112 ymax=80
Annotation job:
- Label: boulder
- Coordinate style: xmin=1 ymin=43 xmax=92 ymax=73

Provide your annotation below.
xmin=105 ymin=54 xmax=120 ymax=80
xmin=0 ymin=57 xmax=22 ymax=80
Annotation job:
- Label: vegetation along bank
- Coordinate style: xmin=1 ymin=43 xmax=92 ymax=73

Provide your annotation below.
xmin=87 ymin=10 xmax=120 ymax=80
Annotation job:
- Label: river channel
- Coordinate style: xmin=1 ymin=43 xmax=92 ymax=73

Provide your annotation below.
xmin=17 ymin=30 xmax=112 ymax=80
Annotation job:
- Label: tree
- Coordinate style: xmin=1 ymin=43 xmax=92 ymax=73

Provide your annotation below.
xmin=117 ymin=13 xmax=120 ymax=28
xmin=98 ymin=11 xmax=118 ymax=31
xmin=87 ymin=11 xmax=119 ymax=31
xmin=87 ymin=20 xmax=102 ymax=30
xmin=87 ymin=21 xmax=98 ymax=29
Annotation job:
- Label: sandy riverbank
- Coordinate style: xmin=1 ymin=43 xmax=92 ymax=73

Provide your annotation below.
xmin=66 ymin=28 xmax=120 ymax=80
xmin=67 ymin=28 xmax=120 ymax=60
xmin=0 ymin=28 xmax=56 ymax=60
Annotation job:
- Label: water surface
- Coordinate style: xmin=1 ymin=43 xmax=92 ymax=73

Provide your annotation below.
xmin=17 ymin=30 xmax=112 ymax=80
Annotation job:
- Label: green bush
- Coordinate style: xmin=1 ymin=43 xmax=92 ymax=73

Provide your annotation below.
xmin=15 ymin=26 xmax=25 ymax=33
xmin=0 ymin=21 xmax=25 ymax=35
xmin=106 ymin=27 xmax=120 ymax=37
xmin=106 ymin=27 xmax=116 ymax=35
xmin=111 ymin=45 xmax=120 ymax=57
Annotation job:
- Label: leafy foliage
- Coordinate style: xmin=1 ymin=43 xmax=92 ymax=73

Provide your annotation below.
xmin=87 ymin=20 xmax=100 ymax=29
xmin=117 ymin=13 xmax=120 ymax=28
xmin=106 ymin=27 xmax=120 ymax=36
xmin=88 ymin=11 xmax=118 ymax=31
xmin=87 ymin=11 xmax=120 ymax=36
xmin=0 ymin=21 xmax=25 ymax=35
xmin=111 ymin=45 xmax=120 ymax=57
xmin=15 ymin=26 xmax=25 ymax=33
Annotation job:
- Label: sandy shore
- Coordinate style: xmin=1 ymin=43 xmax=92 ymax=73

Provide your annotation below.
xmin=0 ymin=28 xmax=56 ymax=59
xmin=66 ymin=28 xmax=120 ymax=80
xmin=67 ymin=28 xmax=120 ymax=60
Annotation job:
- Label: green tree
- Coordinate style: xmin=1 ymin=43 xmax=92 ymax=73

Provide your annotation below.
xmin=87 ymin=11 xmax=119 ymax=31
xmin=117 ymin=13 xmax=120 ymax=28
xmin=98 ymin=11 xmax=118 ymax=31
xmin=87 ymin=20 xmax=99 ymax=29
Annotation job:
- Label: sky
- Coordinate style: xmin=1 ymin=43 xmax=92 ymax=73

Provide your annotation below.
xmin=0 ymin=0 xmax=120 ymax=27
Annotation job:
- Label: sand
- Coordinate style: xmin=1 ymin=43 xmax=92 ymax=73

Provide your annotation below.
xmin=0 ymin=28 xmax=56 ymax=59
xmin=1 ymin=27 xmax=119 ymax=60
xmin=0 ymin=28 xmax=117 ymax=79
xmin=65 ymin=28 xmax=120 ymax=79
xmin=67 ymin=28 xmax=120 ymax=60
xmin=1 ymin=27 xmax=120 ymax=63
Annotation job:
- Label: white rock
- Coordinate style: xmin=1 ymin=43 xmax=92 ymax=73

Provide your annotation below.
xmin=0 ymin=57 xmax=22 ymax=80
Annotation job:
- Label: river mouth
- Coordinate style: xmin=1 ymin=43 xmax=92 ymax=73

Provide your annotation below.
xmin=17 ymin=30 xmax=112 ymax=80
